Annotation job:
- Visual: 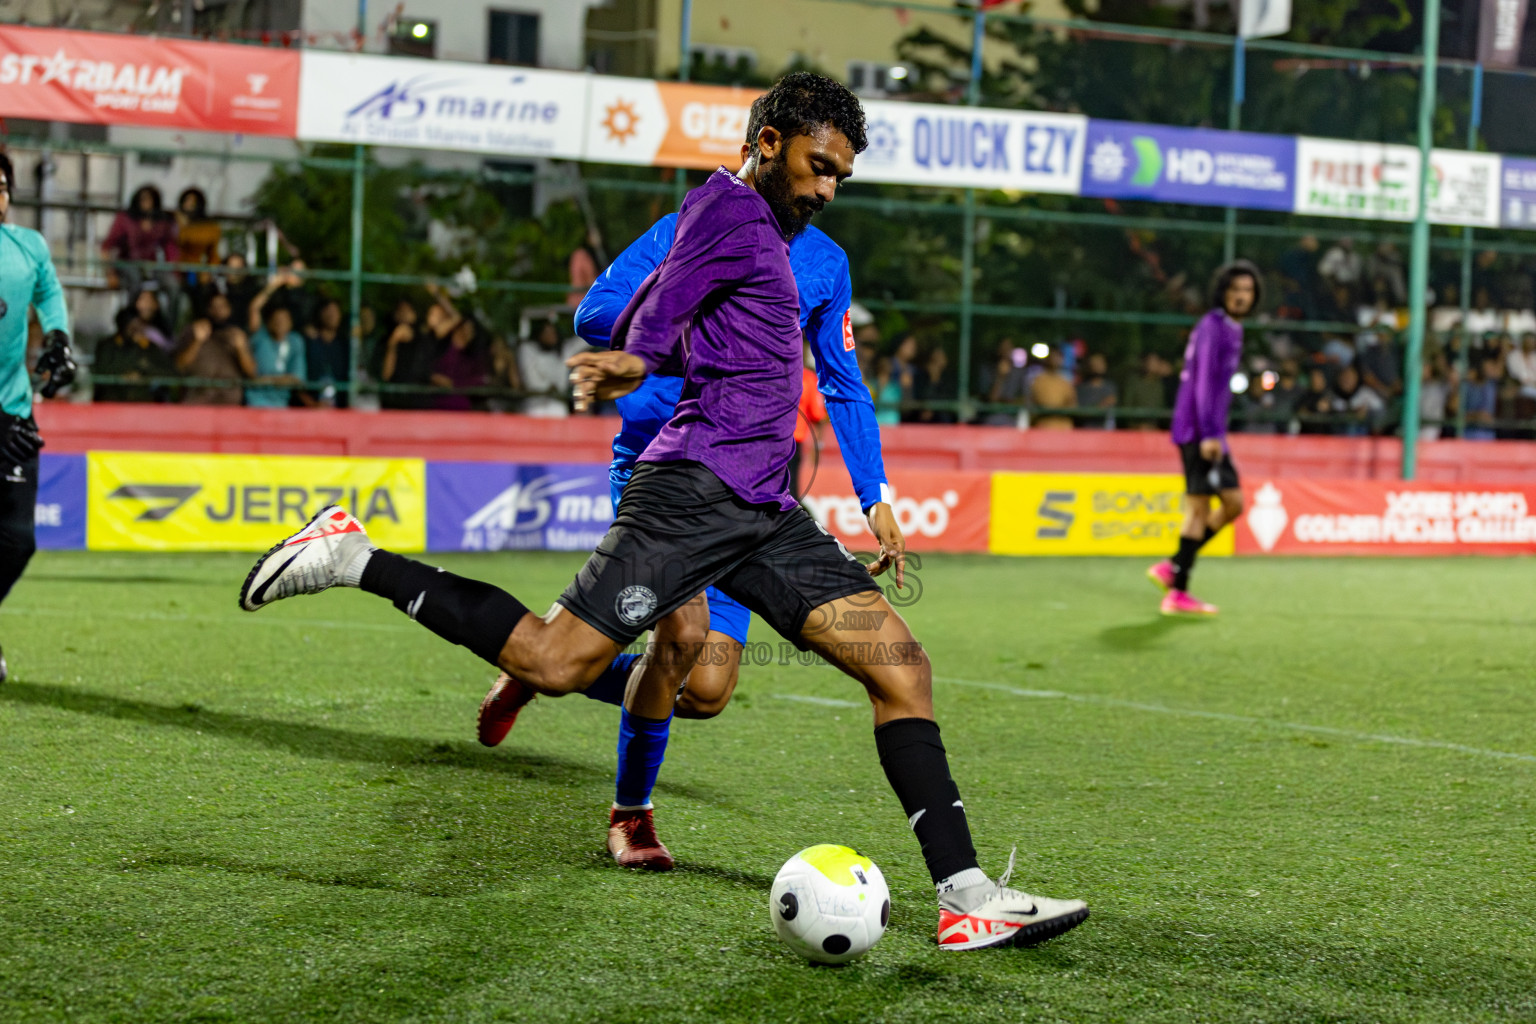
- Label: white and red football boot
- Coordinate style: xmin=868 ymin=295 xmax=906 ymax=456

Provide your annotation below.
xmin=937 ymin=850 xmax=1089 ymax=950
xmin=239 ymin=504 xmax=372 ymax=612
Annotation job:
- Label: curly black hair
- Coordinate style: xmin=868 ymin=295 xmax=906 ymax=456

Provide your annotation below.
xmin=1209 ymin=258 xmax=1263 ymax=311
xmin=0 ymin=153 xmax=12 ymax=196
xmin=745 ymin=71 xmax=868 ymax=156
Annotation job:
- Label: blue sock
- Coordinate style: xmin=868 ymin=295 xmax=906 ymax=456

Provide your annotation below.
xmin=614 ymin=708 xmax=672 ymax=809
xmin=583 ymin=652 xmax=641 ymax=707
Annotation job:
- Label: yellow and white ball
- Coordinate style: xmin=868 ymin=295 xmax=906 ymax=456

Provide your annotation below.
xmin=769 ymin=845 xmax=890 ymax=964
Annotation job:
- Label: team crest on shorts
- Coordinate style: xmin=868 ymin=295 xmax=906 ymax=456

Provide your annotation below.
xmin=616 ymin=585 xmax=658 ymax=626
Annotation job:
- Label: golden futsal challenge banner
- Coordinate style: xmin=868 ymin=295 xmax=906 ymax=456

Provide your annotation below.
xmin=86 ymin=452 xmax=426 ymax=552
xmin=988 ymin=472 xmax=1235 ymax=558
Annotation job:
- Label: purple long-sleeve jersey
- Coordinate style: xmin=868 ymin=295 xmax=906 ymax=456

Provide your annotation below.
xmin=1171 ymin=308 xmax=1243 ymax=446
xmin=611 ymin=168 xmax=803 ymax=509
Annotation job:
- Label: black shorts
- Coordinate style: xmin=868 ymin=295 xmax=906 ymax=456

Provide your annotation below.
xmin=1179 ymin=441 xmax=1240 ymax=495
xmin=557 ymin=459 xmax=880 ymax=648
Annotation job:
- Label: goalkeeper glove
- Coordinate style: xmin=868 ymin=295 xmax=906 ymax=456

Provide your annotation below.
xmin=0 ymin=416 xmax=42 ymax=465
xmin=36 ymin=330 xmax=75 ymax=398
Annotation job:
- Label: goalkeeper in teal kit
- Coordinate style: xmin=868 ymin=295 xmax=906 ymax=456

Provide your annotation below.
xmin=0 ymin=154 xmax=77 ymax=682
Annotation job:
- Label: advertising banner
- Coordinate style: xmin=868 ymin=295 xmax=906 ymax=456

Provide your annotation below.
xmin=426 ymin=461 xmax=613 ymax=552
xmin=86 ymin=452 xmax=425 ymax=552
xmin=854 ymin=101 xmax=1086 ymax=194
xmin=1499 ymin=156 xmax=1536 ymax=228
xmin=989 ymin=472 xmax=1235 ymax=557
xmin=802 ymin=465 xmax=992 ymax=554
xmin=584 ymin=77 xmax=759 ymax=171
xmin=1238 ymin=479 xmax=1536 ymax=556
xmin=1080 ymin=120 xmax=1294 ymax=211
xmin=0 ymin=25 xmax=299 ymax=136
xmin=297 ymin=50 xmax=586 ymax=158
xmin=1426 ymin=149 xmax=1502 ymax=227
xmin=37 ymin=453 xmax=85 ymax=551
xmin=1293 ymin=137 xmax=1419 ymax=222
xmin=1478 ymin=0 xmax=1530 ymax=67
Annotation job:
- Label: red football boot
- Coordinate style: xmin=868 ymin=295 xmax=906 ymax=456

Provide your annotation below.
xmin=606 ymin=806 xmax=675 ymax=871
xmin=477 ymin=672 xmax=535 ymax=747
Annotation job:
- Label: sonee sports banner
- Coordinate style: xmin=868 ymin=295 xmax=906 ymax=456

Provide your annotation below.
xmin=988 ymin=472 xmax=1237 ymax=558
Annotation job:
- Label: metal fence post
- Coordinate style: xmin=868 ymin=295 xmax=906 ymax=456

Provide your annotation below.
xmin=1222 ymin=34 xmax=1245 ymax=264
xmin=1400 ymin=0 xmax=1442 ymax=479
xmin=349 ymin=145 xmax=365 ymax=398
xmin=673 ymin=0 xmax=694 ymax=211
xmin=957 ymin=7 xmax=986 ymax=422
xmin=1455 ymin=62 xmax=1483 ymax=440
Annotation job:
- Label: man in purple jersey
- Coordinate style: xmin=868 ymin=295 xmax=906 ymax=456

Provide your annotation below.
xmin=1149 ymin=260 xmax=1258 ymax=615
xmin=237 ymin=74 xmax=1087 ymax=951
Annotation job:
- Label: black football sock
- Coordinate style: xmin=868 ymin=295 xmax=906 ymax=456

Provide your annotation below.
xmin=359 ymin=550 xmax=529 ymax=667
xmin=1171 ymin=534 xmax=1203 ymax=592
xmin=1200 ymin=524 xmax=1220 ymax=547
xmin=874 ymin=718 xmax=980 ymax=887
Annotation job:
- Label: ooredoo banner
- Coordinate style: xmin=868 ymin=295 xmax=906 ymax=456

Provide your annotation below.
xmin=989 ymin=472 xmax=1235 ymax=557
xmin=1238 ymin=479 xmax=1536 ymax=556
xmin=297 ymin=50 xmax=586 ymax=158
xmin=426 ymin=461 xmax=613 ymax=552
xmin=802 ymin=465 xmax=991 ymax=554
xmin=0 ymin=25 xmax=298 ymax=136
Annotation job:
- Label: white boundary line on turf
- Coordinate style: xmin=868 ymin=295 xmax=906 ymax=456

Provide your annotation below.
xmin=772 ymin=694 xmax=865 ymax=708
xmin=5 ymin=606 xmax=412 ymax=632
xmin=933 ymin=676 xmax=1536 ymax=765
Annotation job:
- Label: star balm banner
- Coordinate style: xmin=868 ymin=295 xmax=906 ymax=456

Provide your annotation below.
xmin=0 ymin=25 xmax=298 ymax=136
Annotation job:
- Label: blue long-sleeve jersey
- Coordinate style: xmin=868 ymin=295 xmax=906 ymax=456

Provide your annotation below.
xmin=575 ymin=215 xmax=889 ymax=512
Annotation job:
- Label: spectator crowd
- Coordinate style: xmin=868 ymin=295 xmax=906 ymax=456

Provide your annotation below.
xmin=79 ymin=185 xmax=1536 ymax=440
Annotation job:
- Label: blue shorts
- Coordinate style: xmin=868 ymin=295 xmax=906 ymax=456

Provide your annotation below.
xmin=610 ymin=460 xmax=752 ymax=646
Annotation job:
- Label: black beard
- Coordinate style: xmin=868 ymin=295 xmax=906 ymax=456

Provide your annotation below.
xmin=756 ymin=157 xmax=822 ymax=238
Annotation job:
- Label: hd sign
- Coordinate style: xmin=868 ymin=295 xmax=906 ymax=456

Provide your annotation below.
xmin=1081 ymin=120 xmax=1294 ymax=211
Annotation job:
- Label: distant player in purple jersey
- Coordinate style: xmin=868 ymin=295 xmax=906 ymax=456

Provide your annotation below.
xmin=237 ymin=74 xmax=1088 ymax=951
xmin=1149 ymin=260 xmax=1258 ymax=615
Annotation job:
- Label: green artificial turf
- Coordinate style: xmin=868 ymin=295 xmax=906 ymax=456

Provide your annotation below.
xmin=1 ymin=551 xmax=1532 ymax=1023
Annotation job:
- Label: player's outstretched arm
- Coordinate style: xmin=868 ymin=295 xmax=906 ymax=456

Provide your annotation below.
xmin=568 ymin=349 xmax=648 ymax=410
xmin=864 ymin=504 xmax=906 ymax=589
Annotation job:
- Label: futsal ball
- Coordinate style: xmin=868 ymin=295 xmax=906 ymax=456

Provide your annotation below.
xmin=769 ymin=844 xmax=890 ymax=964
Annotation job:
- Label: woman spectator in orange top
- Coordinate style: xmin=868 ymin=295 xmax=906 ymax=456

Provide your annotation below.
xmin=175 ymin=188 xmax=222 ymax=270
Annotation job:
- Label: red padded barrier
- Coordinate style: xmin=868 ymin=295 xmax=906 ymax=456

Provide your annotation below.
xmin=32 ymin=403 xmax=1536 ymax=483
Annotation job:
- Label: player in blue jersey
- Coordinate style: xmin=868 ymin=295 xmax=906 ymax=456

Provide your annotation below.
xmin=0 ymin=154 xmax=76 ymax=682
xmin=475 ymin=210 xmax=902 ymax=870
